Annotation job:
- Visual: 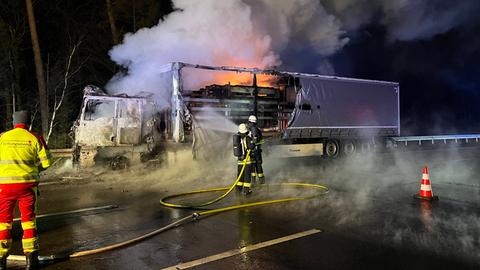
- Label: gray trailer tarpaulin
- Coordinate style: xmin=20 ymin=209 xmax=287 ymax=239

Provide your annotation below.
xmin=287 ymin=77 xmax=400 ymax=138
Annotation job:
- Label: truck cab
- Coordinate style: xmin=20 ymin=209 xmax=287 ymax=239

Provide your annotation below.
xmin=72 ymin=86 xmax=165 ymax=168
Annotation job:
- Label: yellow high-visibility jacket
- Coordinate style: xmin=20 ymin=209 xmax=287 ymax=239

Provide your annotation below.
xmin=0 ymin=127 xmax=52 ymax=184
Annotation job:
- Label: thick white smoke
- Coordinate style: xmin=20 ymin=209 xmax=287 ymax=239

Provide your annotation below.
xmin=106 ymin=0 xmax=478 ymax=97
xmin=107 ymin=0 xmax=280 ymax=96
xmin=106 ymin=0 xmax=351 ymax=95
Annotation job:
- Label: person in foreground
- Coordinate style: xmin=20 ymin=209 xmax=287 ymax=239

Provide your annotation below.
xmin=0 ymin=111 xmax=52 ymax=270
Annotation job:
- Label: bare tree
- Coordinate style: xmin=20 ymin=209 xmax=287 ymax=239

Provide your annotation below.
xmin=25 ymin=0 xmax=49 ymax=136
xmin=46 ymin=41 xmax=85 ymax=143
xmin=29 ymin=102 xmax=38 ymax=131
xmin=0 ymin=25 xmax=18 ymax=126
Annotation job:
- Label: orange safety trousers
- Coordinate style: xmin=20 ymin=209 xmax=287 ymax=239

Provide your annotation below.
xmin=0 ymin=183 xmax=38 ymax=257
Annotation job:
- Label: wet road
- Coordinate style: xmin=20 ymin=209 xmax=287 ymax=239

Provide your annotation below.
xmin=7 ymin=144 xmax=480 ymax=269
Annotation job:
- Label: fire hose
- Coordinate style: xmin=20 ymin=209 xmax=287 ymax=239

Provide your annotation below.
xmin=8 ymin=150 xmax=329 ymax=264
xmin=159 ymin=151 xmax=330 ymax=213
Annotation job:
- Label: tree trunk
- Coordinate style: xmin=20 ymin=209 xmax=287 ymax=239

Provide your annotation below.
xmin=106 ymin=0 xmax=119 ymax=45
xmin=25 ymin=0 xmax=49 ymax=136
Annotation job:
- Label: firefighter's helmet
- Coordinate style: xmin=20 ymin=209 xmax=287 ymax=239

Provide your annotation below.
xmin=248 ymin=115 xmax=257 ymax=123
xmin=238 ymin=123 xmax=249 ymax=134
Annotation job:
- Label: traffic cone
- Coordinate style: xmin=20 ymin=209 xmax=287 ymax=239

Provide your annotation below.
xmin=414 ymin=166 xmax=438 ymax=201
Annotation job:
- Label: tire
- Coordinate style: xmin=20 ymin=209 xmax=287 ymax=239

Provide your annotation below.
xmin=110 ymin=156 xmax=129 ymax=170
xmin=324 ymin=139 xmax=340 ymax=158
xmin=342 ymin=140 xmax=357 ymax=156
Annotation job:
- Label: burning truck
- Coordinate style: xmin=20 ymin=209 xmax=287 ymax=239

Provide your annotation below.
xmin=71 ymin=62 xmax=479 ymax=168
xmin=71 ymin=62 xmax=398 ymax=167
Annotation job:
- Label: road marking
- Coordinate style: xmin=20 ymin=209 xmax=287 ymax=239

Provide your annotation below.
xmin=161 ymin=228 xmax=321 ymax=270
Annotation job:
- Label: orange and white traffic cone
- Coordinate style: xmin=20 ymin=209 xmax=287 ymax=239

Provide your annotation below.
xmin=414 ymin=166 xmax=439 ymax=201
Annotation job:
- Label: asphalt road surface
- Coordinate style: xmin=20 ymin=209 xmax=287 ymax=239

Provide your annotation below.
xmin=6 ymin=143 xmax=480 ymax=269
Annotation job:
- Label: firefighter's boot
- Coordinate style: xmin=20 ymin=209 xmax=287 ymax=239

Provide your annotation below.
xmin=25 ymin=251 xmax=39 ymax=270
xmin=236 ymin=184 xmax=243 ymax=195
xmin=259 ymin=176 xmax=265 ymax=185
xmin=0 ymin=255 xmax=6 ymax=270
xmin=243 ymin=187 xmax=252 ymax=196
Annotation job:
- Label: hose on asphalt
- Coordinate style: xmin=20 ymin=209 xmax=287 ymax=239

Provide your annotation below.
xmin=159 ymin=150 xmax=253 ymax=209
xmin=159 ymin=150 xmax=329 ymax=215
xmin=8 ymin=150 xmax=329 ymax=263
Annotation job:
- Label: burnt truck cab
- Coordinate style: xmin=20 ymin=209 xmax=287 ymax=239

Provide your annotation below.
xmin=72 ymin=85 xmax=165 ymax=168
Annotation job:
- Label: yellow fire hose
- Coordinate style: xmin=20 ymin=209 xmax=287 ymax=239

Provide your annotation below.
xmin=8 ymin=150 xmax=329 ymax=264
xmin=160 ymin=150 xmax=329 ymax=211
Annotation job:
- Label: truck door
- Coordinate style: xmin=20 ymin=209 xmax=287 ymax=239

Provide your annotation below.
xmin=116 ymin=100 xmax=142 ymax=145
xmin=76 ymin=98 xmax=116 ymax=146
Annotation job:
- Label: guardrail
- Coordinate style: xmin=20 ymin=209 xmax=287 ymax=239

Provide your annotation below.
xmin=50 ymin=148 xmax=73 ymax=158
xmin=389 ymin=134 xmax=480 ymax=146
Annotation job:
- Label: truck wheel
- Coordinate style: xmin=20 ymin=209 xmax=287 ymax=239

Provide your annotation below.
xmin=324 ymin=140 xmax=340 ymax=158
xmin=110 ymin=156 xmax=129 ymax=170
xmin=342 ymin=140 xmax=356 ymax=156
xmin=78 ymin=147 xmax=97 ymax=168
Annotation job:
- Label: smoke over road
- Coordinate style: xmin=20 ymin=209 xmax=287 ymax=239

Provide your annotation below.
xmin=261 ymin=144 xmax=480 ymax=263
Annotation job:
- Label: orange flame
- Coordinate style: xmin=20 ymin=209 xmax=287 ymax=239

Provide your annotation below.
xmin=214 ymin=72 xmax=276 ymax=87
xmin=184 ymin=68 xmax=277 ymax=89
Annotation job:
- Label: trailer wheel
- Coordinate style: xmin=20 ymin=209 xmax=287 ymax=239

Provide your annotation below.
xmin=342 ymin=140 xmax=356 ymax=156
xmin=324 ymin=140 xmax=340 ymax=158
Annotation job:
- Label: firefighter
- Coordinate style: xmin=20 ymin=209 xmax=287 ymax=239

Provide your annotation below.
xmin=0 ymin=111 xmax=52 ymax=270
xmin=247 ymin=115 xmax=265 ymax=184
xmin=233 ymin=123 xmax=255 ymax=195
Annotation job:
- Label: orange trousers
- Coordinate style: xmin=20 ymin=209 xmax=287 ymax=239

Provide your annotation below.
xmin=0 ymin=184 xmax=38 ymax=256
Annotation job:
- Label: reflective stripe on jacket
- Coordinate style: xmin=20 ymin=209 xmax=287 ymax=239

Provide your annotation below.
xmin=0 ymin=127 xmax=52 ymax=184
